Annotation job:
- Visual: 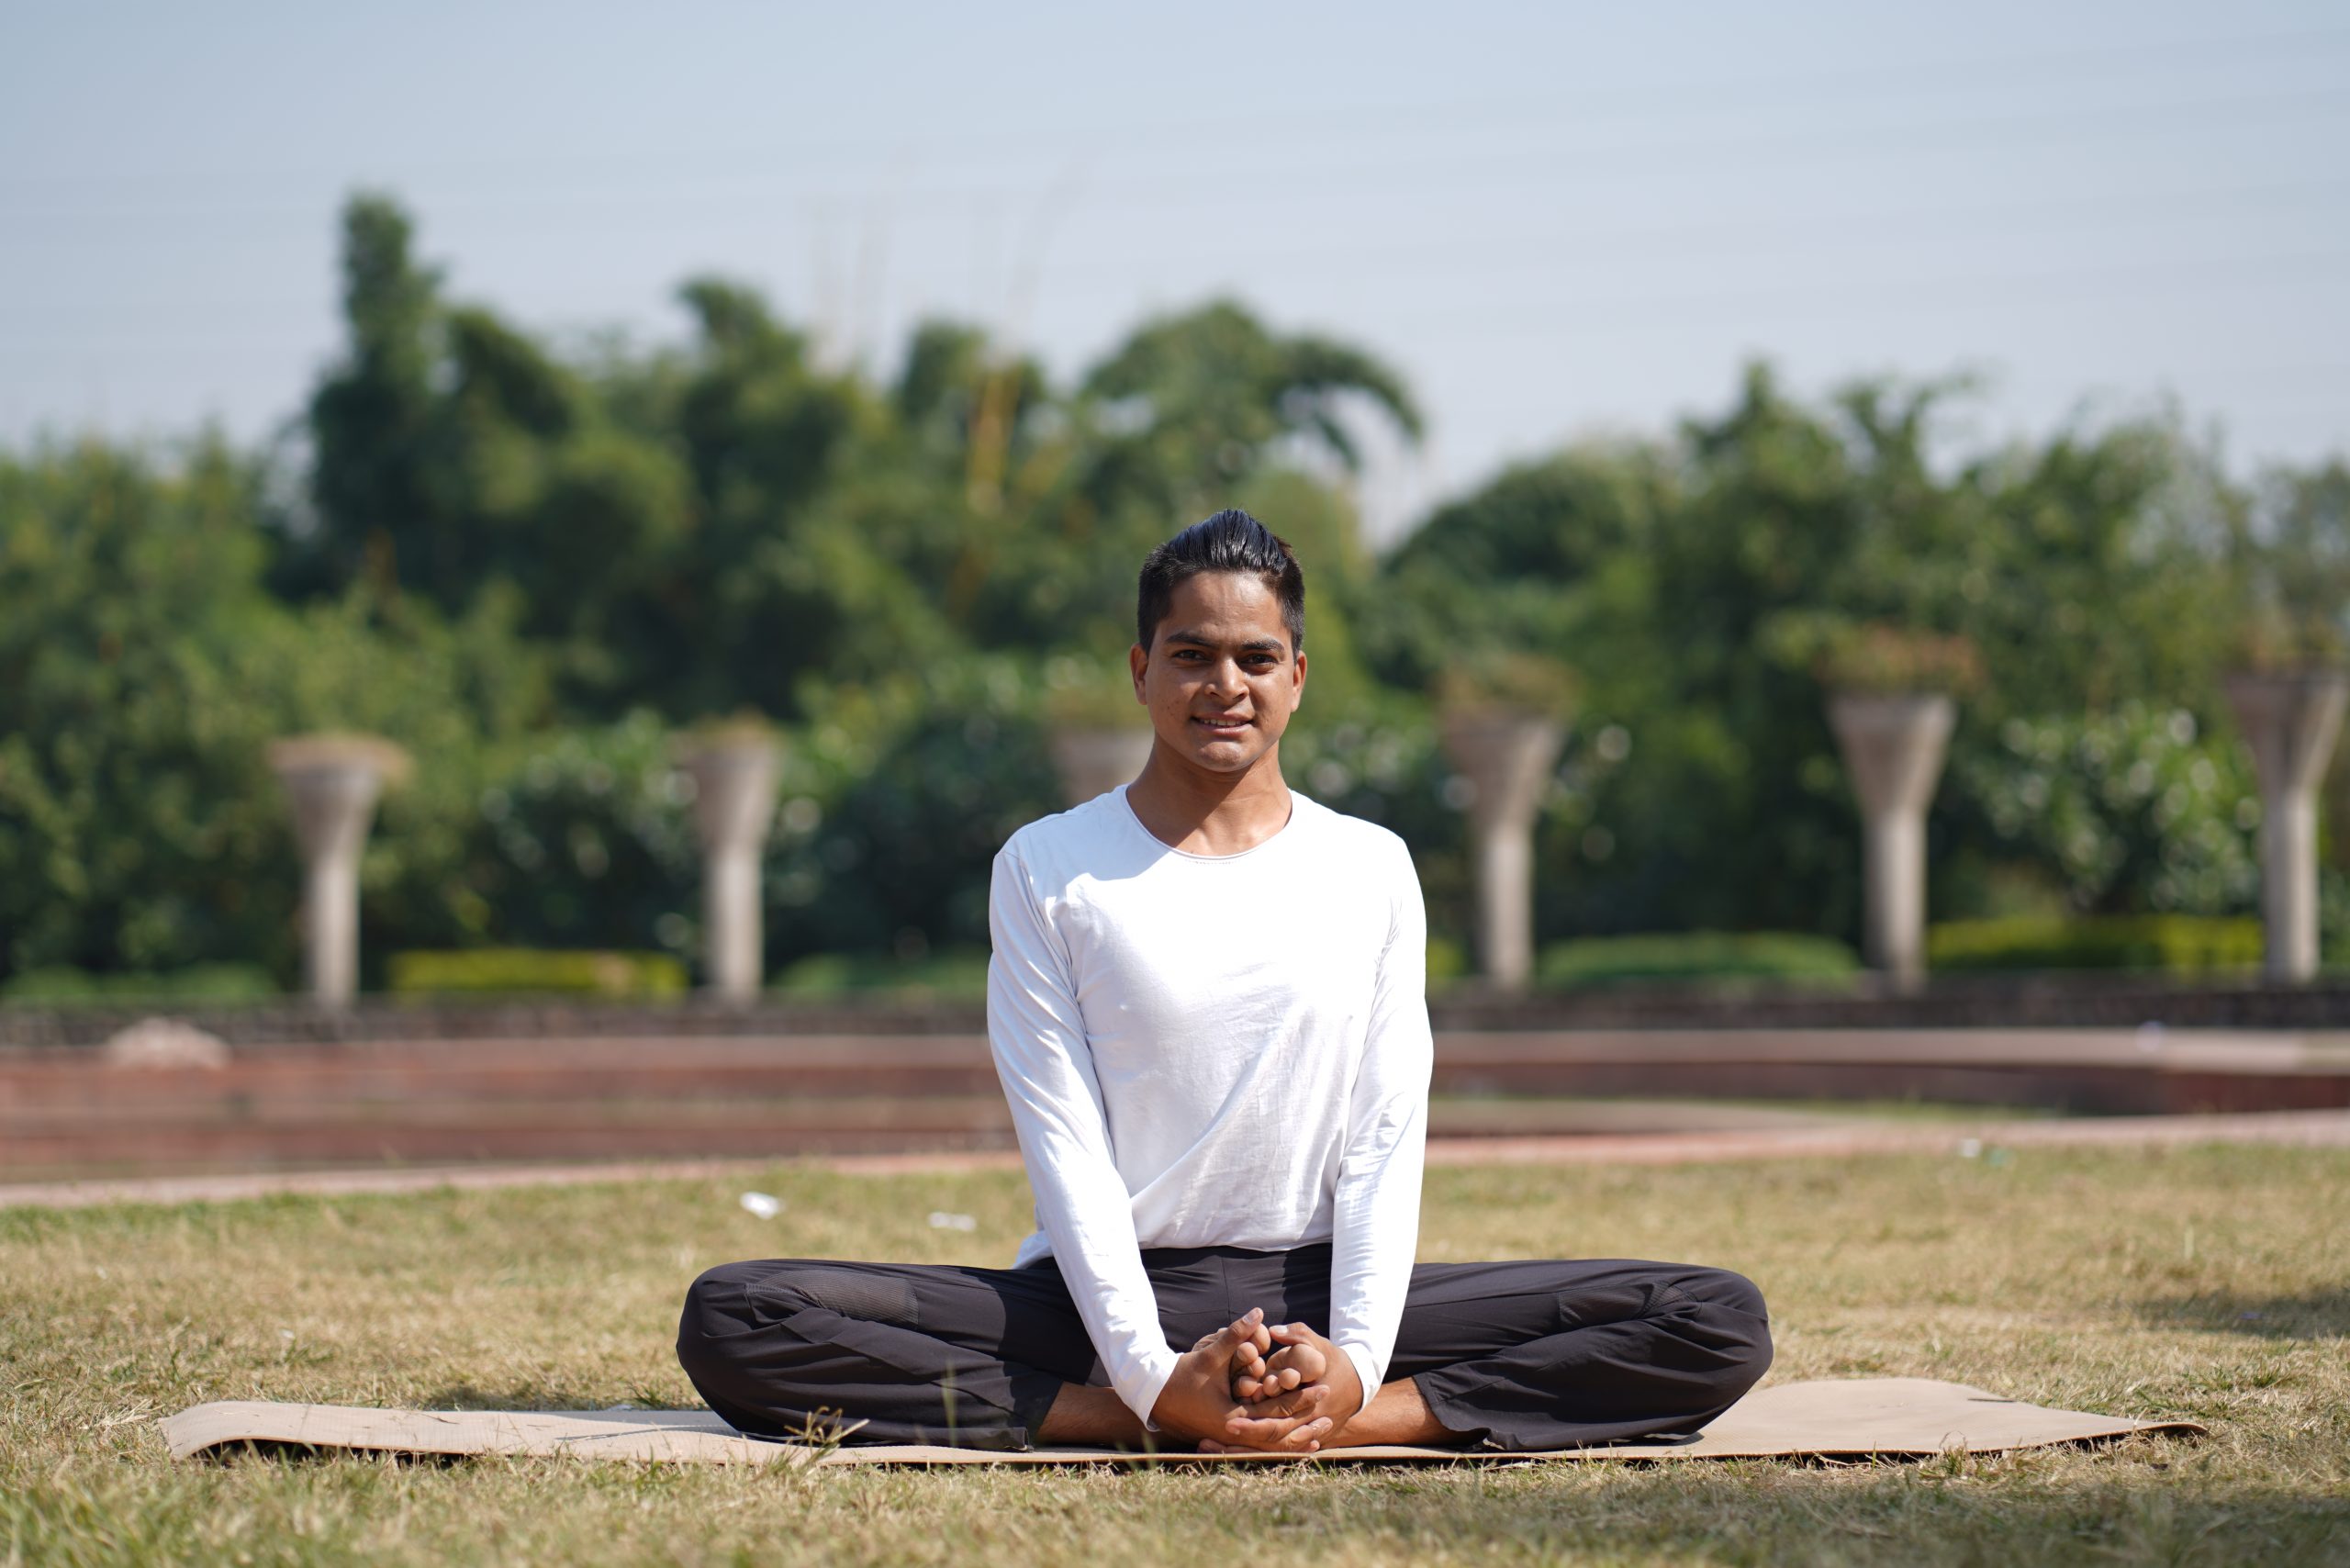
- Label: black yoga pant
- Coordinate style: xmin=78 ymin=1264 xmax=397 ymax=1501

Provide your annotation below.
xmin=676 ymin=1243 xmax=1771 ymax=1452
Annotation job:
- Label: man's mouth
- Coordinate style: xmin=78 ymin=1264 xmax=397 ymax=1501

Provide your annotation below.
xmin=1192 ymin=713 xmax=1252 ymax=734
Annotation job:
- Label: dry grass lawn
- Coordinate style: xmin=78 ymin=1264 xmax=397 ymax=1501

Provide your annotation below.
xmin=3 ymin=1143 xmax=2345 ymax=1566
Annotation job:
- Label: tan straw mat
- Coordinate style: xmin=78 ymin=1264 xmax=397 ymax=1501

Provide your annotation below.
xmin=162 ymin=1378 xmax=2199 ymax=1468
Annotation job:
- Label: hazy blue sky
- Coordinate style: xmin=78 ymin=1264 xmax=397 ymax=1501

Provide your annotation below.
xmin=5 ymin=0 xmax=2344 ymax=541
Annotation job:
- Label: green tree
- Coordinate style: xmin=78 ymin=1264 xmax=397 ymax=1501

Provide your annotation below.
xmin=0 ymin=438 xmax=542 ymax=983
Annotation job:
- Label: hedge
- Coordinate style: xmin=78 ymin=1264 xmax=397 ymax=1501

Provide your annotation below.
xmin=386 ymin=948 xmax=688 ymax=998
xmin=770 ymin=951 xmax=991 ymax=1000
xmin=1925 ymin=914 xmax=2262 ymax=974
xmin=0 ymin=963 xmax=279 ymax=1005
xmin=1535 ymin=931 xmax=1862 ymax=990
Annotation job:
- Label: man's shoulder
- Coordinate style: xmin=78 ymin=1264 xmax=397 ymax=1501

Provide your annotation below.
xmin=996 ymin=786 xmax=1416 ymax=890
xmin=1292 ymin=793 xmax=1416 ymax=873
xmin=997 ymin=790 xmax=1134 ymax=876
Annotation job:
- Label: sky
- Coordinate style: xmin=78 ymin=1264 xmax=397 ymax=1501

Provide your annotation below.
xmin=3 ymin=0 xmax=2345 ymax=544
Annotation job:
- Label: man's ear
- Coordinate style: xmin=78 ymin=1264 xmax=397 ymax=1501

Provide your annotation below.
xmin=1128 ymin=642 xmax=1148 ymax=702
xmin=1292 ymin=647 xmax=1307 ymax=705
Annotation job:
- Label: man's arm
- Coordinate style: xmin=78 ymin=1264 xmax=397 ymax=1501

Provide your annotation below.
xmin=1323 ymin=837 xmax=1435 ymax=1415
xmin=985 ymin=846 xmax=1181 ymax=1428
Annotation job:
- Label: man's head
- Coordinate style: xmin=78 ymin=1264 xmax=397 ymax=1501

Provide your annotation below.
xmin=1135 ymin=510 xmax=1305 ymax=657
xmin=1128 ymin=510 xmax=1308 ymax=776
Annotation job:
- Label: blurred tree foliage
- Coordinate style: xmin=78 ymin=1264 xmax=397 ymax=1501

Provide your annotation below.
xmin=2 ymin=193 xmax=2344 ymax=988
xmin=1371 ymin=364 xmax=2317 ymax=944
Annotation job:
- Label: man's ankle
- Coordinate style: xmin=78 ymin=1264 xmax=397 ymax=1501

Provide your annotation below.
xmin=1035 ymin=1383 xmax=1148 ymax=1447
xmin=1323 ymin=1375 xmax=1461 ymax=1448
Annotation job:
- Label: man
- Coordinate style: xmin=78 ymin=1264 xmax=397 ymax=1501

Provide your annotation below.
xmin=677 ymin=510 xmax=1771 ymax=1453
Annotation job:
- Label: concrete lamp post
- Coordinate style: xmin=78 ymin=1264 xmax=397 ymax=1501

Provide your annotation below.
xmin=679 ymin=732 xmax=784 ymax=1004
xmin=2223 ymin=669 xmax=2349 ymax=982
xmin=1825 ymin=693 xmax=1955 ymax=991
xmin=266 ymin=734 xmax=411 ymax=1008
xmin=1438 ymin=711 xmax=1569 ymax=991
xmin=1048 ymin=727 xmax=1156 ymax=809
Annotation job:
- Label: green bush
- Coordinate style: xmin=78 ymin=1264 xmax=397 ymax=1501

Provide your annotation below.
xmin=0 ymin=963 xmax=280 ymax=1005
xmin=1927 ymin=914 xmax=2262 ymax=974
xmin=1536 ymin=931 xmax=1861 ymax=990
xmin=1953 ymin=705 xmax=2260 ymax=917
xmin=386 ymin=948 xmax=688 ymax=999
xmin=770 ymin=950 xmax=991 ymax=1001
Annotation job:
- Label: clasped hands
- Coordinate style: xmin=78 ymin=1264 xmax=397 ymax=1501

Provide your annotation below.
xmin=1148 ymin=1306 xmax=1362 ymax=1453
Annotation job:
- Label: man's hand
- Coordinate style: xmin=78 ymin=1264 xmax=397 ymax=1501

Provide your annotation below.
xmin=1233 ymin=1325 xmax=1326 ymax=1401
xmin=1149 ymin=1308 xmax=1337 ymax=1453
xmin=1203 ymin=1321 xmax=1365 ymax=1453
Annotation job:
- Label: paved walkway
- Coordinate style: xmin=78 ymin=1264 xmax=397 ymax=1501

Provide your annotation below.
xmin=3 ymin=1108 xmax=2344 ymax=1210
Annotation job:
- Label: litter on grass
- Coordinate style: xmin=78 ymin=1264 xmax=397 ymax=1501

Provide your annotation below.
xmin=738 ymin=1193 xmax=784 ymax=1219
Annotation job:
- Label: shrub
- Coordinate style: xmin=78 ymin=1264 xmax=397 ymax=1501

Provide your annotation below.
xmin=0 ymin=963 xmax=280 ymax=1004
xmin=1953 ymin=704 xmax=2259 ymax=916
xmin=1424 ymin=935 xmax=1471 ymax=990
xmin=1431 ymin=651 xmax=1578 ymax=719
xmin=1926 ymin=914 xmax=2262 ymax=974
xmin=1536 ymin=931 xmax=1861 ymax=990
xmin=386 ymin=948 xmax=688 ymax=999
xmin=1784 ymin=618 xmax=1985 ymax=697
xmin=771 ymin=950 xmax=990 ymax=1001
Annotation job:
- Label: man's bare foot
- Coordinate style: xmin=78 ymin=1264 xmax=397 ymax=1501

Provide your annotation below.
xmin=1226 ymin=1307 xmax=1274 ymax=1392
xmin=1201 ymin=1375 xmax=1460 ymax=1450
xmin=1060 ymin=1309 xmax=1331 ymax=1453
xmin=1235 ymin=1333 xmax=1325 ymax=1402
xmin=1198 ymin=1321 xmax=1360 ymax=1453
xmin=1043 ymin=1316 xmax=1306 ymax=1448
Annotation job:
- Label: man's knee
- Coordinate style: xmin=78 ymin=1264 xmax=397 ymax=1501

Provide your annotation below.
xmin=1685 ymin=1265 xmax=1774 ymax=1391
xmin=676 ymin=1260 xmax=779 ymax=1383
xmin=676 ymin=1259 xmax=912 ymax=1383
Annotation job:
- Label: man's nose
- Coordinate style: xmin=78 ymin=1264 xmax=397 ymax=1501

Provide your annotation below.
xmin=1204 ymin=659 xmax=1245 ymax=696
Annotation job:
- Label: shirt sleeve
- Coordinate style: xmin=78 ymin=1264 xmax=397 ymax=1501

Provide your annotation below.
xmin=1326 ymin=836 xmax=1434 ymax=1405
xmin=985 ymin=845 xmax=1181 ymax=1427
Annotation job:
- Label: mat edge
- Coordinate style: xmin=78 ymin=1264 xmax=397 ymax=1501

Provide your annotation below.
xmin=158 ymin=1400 xmax=2206 ymax=1466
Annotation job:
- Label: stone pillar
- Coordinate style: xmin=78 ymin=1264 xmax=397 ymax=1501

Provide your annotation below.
xmin=1048 ymin=727 xmax=1156 ymax=808
xmin=680 ymin=734 xmax=783 ymax=1003
xmin=1438 ymin=712 xmax=1568 ymax=990
xmin=1825 ymin=692 xmax=1955 ymax=990
xmin=266 ymin=734 xmax=409 ymax=1007
xmin=2224 ymin=670 xmax=2349 ymax=982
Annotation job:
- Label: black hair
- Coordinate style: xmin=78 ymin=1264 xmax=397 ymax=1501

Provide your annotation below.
xmin=1135 ymin=509 xmax=1306 ymax=653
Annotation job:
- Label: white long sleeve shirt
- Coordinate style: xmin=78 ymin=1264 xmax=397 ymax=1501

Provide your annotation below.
xmin=985 ymin=782 xmax=1434 ymax=1427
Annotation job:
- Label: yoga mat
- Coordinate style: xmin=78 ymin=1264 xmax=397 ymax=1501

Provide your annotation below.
xmin=162 ymin=1378 xmax=2199 ymax=1467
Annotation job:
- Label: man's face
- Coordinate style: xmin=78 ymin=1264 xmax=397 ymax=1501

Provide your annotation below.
xmin=1128 ymin=571 xmax=1306 ymax=775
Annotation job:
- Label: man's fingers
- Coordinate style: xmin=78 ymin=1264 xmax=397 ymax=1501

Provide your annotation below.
xmin=1206 ymin=1307 xmax=1265 ymax=1355
xmin=1240 ymin=1383 xmax=1328 ymax=1421
xmin=1223 ymin=1415 xmax=1332 ymax=1450
xmin=1279 ymin=1418 xmax=1332 ymax=1452
xmin=1230 ymin=1338 xmax=1270 ymax=1400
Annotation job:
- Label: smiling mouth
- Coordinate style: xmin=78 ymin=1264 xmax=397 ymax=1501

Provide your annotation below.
xmin=1192 ymin=715 xmax=1252 ymax=732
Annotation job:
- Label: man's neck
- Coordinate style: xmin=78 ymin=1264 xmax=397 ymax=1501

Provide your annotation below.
xmin=1124 ymin=746 xmax=1292 ymax=857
